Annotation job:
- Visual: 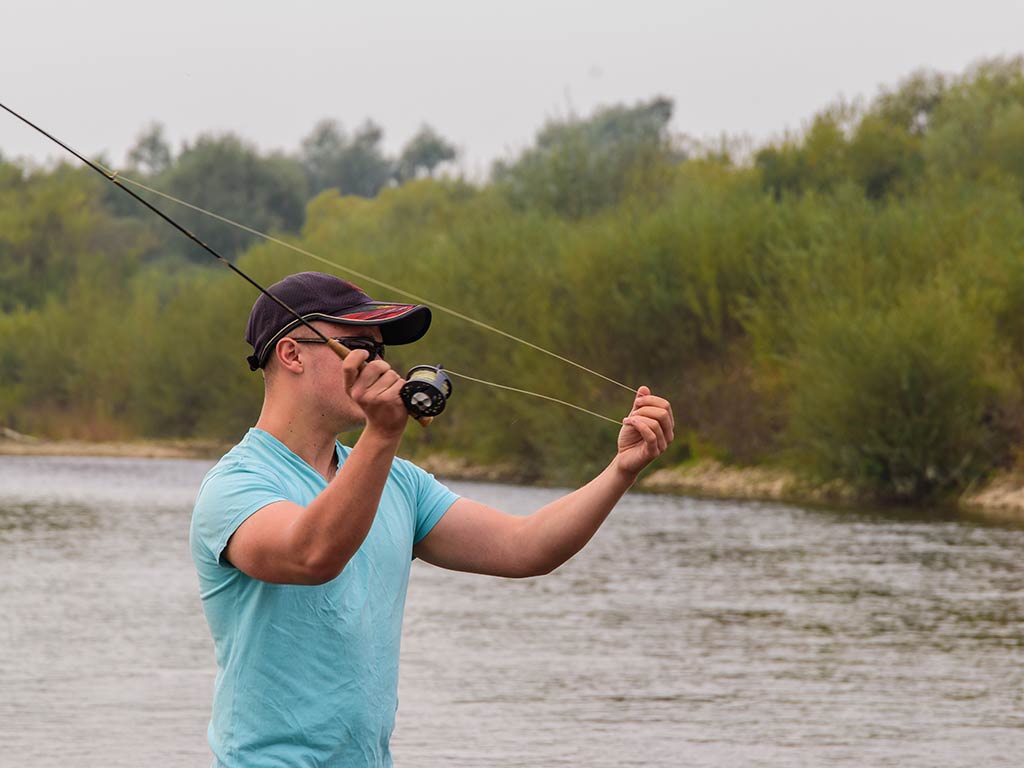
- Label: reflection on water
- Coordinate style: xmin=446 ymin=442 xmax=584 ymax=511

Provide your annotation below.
xmin=1 ymin=456 xmax=1023 ymax=767
xmin=0 ymin=501 xmax=100 ymax=535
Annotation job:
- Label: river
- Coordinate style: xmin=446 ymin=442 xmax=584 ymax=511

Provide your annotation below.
xmin=0 ymin=455 xmax=1021 ymax=767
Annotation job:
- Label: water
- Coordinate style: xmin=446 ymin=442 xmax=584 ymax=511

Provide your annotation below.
xmin=0 ymin=456 xmax=1022 ymax=767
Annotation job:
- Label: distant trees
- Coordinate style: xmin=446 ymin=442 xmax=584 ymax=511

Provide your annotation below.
xmin=0 ymin=161 xmax=148 ymax=311
xmin=492 ymin=96 xmax=680 ymax=218
xmin=127 ymin=123 xmax=173 ymax=175
xmin=299 ymin=119 xmax=458 ymax=197
xmin=300 ymin=119 xmax=393 ymax=198
xmin=756 ymin=56 xmax=1024 ymax=201
xmin=395 ymin=126 xmax=457 ymax=182
xmin=109 ymin=120 xmax=461 ymax=264
xmin=151 ymin=134 xmax=308 ymax=263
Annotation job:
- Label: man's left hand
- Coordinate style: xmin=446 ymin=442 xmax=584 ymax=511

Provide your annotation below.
xmin=616 ymin=386 xmax=675 ymax=479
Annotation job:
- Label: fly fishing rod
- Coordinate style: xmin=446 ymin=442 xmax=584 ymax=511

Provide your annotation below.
xmin=0 ymin=101 xmax=450 ymax=426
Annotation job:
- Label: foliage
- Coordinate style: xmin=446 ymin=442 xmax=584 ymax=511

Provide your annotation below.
xmin=755 ymin=56 xmax=1024 ymax=202
xmin=493 ymin=96 xmax=680 ymax=218
xmin=395 ymin=125 xmax=457 ymax=183
xmin=784 ymin=281 xmax=1003 ymax=501
xmin=299 ymin=119 xmax=395 ymax=198
xmin=0 ymin=161 xmax=150 ymax=311
xmin=3 ymin=58 xmax=1024 ymax=504
xmin=126 ymin=122 xmax=174 ymax=175
xmin=153 ymin=134 xmax=308 ymax=263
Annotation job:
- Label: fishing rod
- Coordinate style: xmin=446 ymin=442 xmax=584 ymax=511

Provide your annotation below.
xmin=0 ymin=101 xmax=449 ymax=427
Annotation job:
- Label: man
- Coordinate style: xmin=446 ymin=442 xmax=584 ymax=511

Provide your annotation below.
xmin=190 ymin=271 xmax=674 ymax=767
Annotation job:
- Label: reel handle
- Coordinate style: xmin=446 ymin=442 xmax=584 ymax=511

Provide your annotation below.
xmin=326 ymin=339 xmax=433 ymax=428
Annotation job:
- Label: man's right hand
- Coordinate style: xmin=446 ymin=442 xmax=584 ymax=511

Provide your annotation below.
xmin=341 ymin=349 xmax=408 ymax=437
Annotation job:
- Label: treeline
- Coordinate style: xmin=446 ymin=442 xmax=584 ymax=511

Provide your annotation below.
xmin=2 ymin=57 xmax=1024 ymax=503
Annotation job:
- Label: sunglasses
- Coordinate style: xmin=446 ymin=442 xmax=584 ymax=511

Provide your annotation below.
xmin=290 ymin=336 xmax=386 ymax=361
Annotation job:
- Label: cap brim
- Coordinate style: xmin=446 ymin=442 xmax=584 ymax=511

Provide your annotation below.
xmin=314 ymin=302 xmax=432 ymax=345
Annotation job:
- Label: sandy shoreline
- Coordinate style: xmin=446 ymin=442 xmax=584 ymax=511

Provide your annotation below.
xmin=0 ymin=434 xmax=231 ymax=460
xmin=640 ymin=460 xmax=1024 ymax=524
xmin=4 ymin=435 xmax=1023 ymax=523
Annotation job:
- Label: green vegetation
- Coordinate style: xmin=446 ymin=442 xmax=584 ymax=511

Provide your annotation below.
xmin=2 ymin=57 xmax=1024 ymax=503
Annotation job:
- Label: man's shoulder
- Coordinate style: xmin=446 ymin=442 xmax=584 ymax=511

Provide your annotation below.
xmin=191 ymin=431 xmax=295 ymax=565
xmin=386 ymin=454 xmax=458 ymax=508
xmin=387 ymin=454 xmax=435 ymax=485
xmin=199 ymin=431 xmax=259 ymax=485
xmin=196 ymin=429 xmax=290 ymax=502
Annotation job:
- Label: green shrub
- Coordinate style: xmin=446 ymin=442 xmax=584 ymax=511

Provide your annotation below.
xmin=785 ymin=280 xmax=1003 ymax=500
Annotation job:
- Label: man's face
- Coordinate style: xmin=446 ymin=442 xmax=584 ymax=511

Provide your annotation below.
xmin=273 ymin=321 xmax=389 ymax=431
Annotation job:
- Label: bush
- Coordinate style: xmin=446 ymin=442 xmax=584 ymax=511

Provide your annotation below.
xmin=785 ymin=280 xmax=1004 ymax=500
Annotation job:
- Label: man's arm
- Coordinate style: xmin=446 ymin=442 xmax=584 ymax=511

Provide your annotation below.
xmin=223 ymin=428 xmax=401 ymax=585
xmin=413 ymin=387 xmax=674 ymax=578
xmin=223 ymin=354 xmax=408 ymax=586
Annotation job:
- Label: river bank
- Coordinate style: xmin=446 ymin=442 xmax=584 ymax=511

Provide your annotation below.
xmin=0 ymin=429 xmax=230 ymax=460
xmin=4 ymin=432 xmax=1023 ymax=523
xmin=639 ymin=459 xmax=1024 ymax=525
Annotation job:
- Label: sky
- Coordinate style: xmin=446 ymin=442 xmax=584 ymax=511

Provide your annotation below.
xmin=3 ymin=0 xmax=1024 ymax=177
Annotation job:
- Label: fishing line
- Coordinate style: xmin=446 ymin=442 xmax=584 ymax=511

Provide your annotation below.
xmin=443 ymin=369 xmax=623 ymax=426
xmin=95 ymin=166 xmax=638 ymax=395
xmin=103 ymin=171 xmax=632 ymax=426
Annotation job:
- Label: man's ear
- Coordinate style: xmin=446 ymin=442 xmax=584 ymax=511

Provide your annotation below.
xmin=272 ymin=337 xmax=305 ymax=374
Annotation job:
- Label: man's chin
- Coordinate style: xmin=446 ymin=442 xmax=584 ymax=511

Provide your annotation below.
xmin=334 ymin=410 xmax=368 ymax=435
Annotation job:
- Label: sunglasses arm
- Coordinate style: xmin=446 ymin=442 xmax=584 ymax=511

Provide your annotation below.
xmin=325 ymin=338 xmax=433 ymax=428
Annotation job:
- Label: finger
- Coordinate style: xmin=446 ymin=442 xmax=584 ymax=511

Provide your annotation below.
xmin=349 ymin=365 xmax=393 ymax=405
xmin=364 ymin=369 xmax=403 ymax=400
xmin=646 ymin=416 xmax=668 ymax=454
xmin=631 ymin=405 xmax=675 ymax=444
xmin=629 ymin=414 xmax=666 ymax=453
xmin=341 ymin=349 xmax=371 ymax=389
xmin=356 ymin=362 xmax=399 ymax=397
xmin=632 ymin=394 xmax=675 ymax=438
xmin=343 ymin=347 xmax=371 ymax=370
xmin=354 ymin=358 xmax=392 ymax=382
xmin=379 ymin=375 xmax=407 ymax=401
xmin=632 ymin=394 xmax=671 ymax=412
xmin=626 ymin=392 xmax=657 ymax=421
xmin=626 ymin=416 xmax=662 ymax=456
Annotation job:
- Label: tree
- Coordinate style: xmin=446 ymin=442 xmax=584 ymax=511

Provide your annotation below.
xmin=395 ymin=125 xmax=457 ymax=182
xmin=336 ymin=121 xmax=393 ymax=197
xmin=873 ymin=70 xmax=947 ymax=137
xmin=922 ymin=57 xmax=1024 ymax=191
xmin=299 ymin=119 xmax=347 ymax=195
xmin=0 ymin=162 xmax=148 ymax=310
xmin=492 ymin=96 xmax=679 ymax=218
xmin=755 ymin=107 xmax=854 ymax=198
xmin=299 ymin=118 xmax=393 ymax=198
xmin=156 ymin=134 xmax=307 ymax=262
xmin=126 ymin=122 xmax=173 ymax=175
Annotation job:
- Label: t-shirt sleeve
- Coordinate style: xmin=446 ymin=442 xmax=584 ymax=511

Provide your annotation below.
xmin=407 ymin=462 xmax=460 ymax=544
xmin=191 ymin=462 xmax=289 ymax=567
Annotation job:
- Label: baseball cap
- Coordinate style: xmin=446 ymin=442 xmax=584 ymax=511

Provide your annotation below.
xmin=245 ymin=271 xmax=431 ymax=370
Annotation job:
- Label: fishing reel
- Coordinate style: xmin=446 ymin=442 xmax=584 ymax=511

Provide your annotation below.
xmin=400 ymin=364 xmax=453 ymax=418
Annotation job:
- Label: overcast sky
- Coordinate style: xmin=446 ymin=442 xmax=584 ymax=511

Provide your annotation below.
xmin=3 ymin=0 xmax=1023 ymax=176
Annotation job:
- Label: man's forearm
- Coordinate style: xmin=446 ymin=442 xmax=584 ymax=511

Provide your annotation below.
xmin=515 ymin=457 xmax=638 ymax=575
xmin=285 ymin=427 xmax=402 ymax=581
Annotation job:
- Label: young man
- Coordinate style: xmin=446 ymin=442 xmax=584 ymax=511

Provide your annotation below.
xmin=190 ymin=271 xmax=674 ymax=767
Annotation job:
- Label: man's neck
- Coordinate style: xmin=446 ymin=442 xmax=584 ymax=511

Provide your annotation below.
xmin=255 ymin=407 xmax=349 ymax=481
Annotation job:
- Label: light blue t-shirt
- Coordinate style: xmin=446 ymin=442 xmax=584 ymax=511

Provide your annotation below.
xmin=190 ymin=428 xmax=459 ymax=768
